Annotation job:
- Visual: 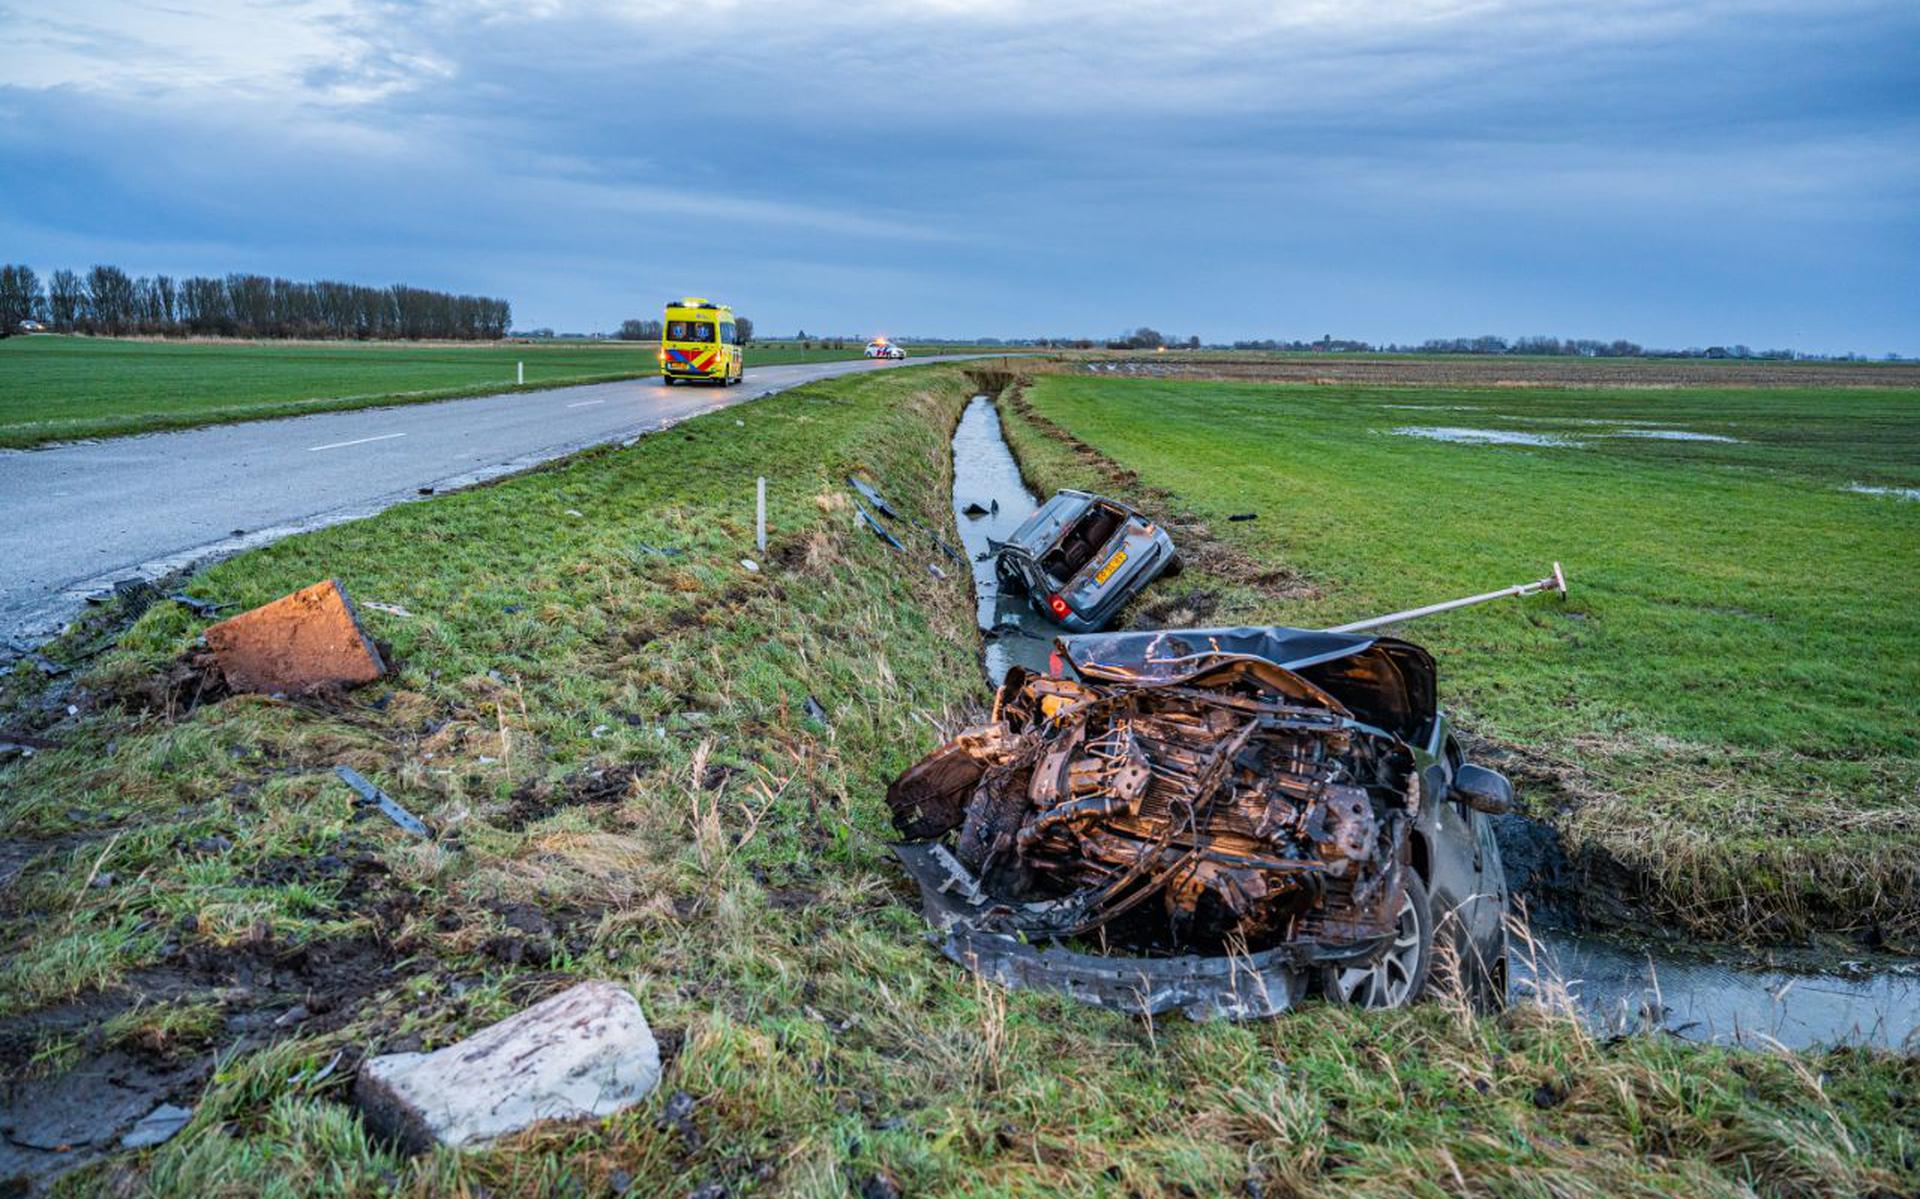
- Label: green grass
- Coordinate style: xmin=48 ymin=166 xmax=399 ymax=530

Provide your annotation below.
xmin=0 ymin=336 xmax=898 ymax=447
xmin=0 ymin=364 xmax=1915 ymax=1197
xmin=1000 ymin=373 xmax=1920 ymax=941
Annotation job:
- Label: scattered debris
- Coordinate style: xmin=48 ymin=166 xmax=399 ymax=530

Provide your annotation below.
xmin=854 ymin=501 xmax=905 ymax=550
xmin=961 ymin=500 xmax=992 ymax=517
xmin=803 ymin=695 xmax=830 ymax=726
xmin=740 ymin=558 xmax=761 ymax=573
xmin=203 ymin=579 xmax=386 ymax=695
xmin=1228 ymin=512 xmax=1258 ymax=522
xmin=334 ymin=766 xmax=430 ymax=838
xmin=928 ymin=563 xmax=947 ymax=580
xmin=354 ymin=980 xmax=661 ymax=1152
xmin=565 ymin=509 xmax=584 ymax=518
xmin=167 ymin=593 xmax=229 ymax=618
xmin=848 ymin=474 xmax=964 ymax=561
xmin=362 ymin=601 xmax=414 ymax=618
xmin=417 ymin=486 xmax=435 ymax=495
xmin=120 ymin=1103 xmax=193 ymax=1150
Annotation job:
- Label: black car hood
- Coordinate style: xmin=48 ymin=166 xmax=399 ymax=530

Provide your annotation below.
xmin=1057 ymin=625 xmax=1438 ymax=740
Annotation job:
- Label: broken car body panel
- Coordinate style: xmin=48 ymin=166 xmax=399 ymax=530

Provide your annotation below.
xmin=887 ymin=625 xmax=1510 ymax=1017
xmin=986 ymin=489 xmax=1178 ymax=633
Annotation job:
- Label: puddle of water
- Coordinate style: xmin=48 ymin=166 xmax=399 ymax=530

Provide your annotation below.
xmin=1604 ymin=429 xmax=1742 ymax=443
xmin=951 ymin=396 xmax=1055 ymax=685
xmin=1848 ymin=484 xmax=1920 ymax=501
xmin=948 ymin=393 xmax=1920 ymax=1050
xmin=1522 ymin=930 xmax=1920 ymax=1050
xmin=1391 ymin=426 xmax=1578 ymax=447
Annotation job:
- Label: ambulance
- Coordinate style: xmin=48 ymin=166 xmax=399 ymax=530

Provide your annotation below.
xmin=659 ymin=298 xmax=744 ymax=385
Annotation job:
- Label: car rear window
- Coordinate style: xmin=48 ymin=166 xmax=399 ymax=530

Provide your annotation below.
xmin=667 ymin=320 xmax=715 ymax=342
xmin=1008 ymin=493 xmax=1083 ymax=547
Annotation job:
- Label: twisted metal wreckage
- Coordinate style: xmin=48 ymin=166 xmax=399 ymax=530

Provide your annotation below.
xmin=887 ymin=567 xmax=1566 ymax=1019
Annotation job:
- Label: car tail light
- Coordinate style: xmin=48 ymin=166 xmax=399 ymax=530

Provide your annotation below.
xmin=1047 ymin=594 xmax=1072 ymax=618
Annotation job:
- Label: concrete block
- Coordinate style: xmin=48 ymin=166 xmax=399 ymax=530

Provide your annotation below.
xmin=354 ymin=980 xmax=660 ymax=1152
xmin=204 ymin=578 xmax=384 ymax=695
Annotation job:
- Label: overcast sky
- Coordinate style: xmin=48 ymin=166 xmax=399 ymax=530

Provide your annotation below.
xmin=1 ymin=0 xmax=1914 ymax=350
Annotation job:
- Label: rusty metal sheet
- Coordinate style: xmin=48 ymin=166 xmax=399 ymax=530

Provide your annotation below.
xmin=203 ymin=579 xmax=385 ymax=696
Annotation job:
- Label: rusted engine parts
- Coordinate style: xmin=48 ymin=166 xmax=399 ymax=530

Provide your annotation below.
xmin=888 ymin=650 xmax=1419 ymax=962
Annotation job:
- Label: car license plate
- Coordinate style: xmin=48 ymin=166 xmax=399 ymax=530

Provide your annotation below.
xmin=1093 ymin=550 xmax=1128 ymax=585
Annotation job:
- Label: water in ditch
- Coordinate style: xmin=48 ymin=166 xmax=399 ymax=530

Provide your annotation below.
xmin=951 ymin=395 xmax=1056 ymax=686
xmin=947 ymin=391 xmax=1920 ymax=1050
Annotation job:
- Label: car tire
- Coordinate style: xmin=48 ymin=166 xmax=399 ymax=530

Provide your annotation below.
xmin=1162 ymin=553 xmax=1184 ymax=579
xmin=663 ymin=376 xmax=677 ymax=386
xmin=1321 ymin=871 xmax=1434 ymax=1009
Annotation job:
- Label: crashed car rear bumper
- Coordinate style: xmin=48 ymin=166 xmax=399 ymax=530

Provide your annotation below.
xmin=895 ymin=843 xmax=1385 ymax=1020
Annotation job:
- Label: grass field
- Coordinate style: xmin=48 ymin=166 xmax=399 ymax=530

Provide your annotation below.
xmin=1000 ymin=371 xmax=1920 ymax=942
xmin=0 ymin=336 xmax=987 ymax=448
xmin=1 ymin=363 xmax=1914 ymax=1197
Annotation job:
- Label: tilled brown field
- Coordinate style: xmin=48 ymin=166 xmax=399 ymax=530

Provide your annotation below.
xmin=1078 ymin=354 xmax=1920 ymax=388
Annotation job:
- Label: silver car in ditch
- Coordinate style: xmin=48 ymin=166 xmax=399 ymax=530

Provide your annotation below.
xmin=989 ymin=489 xmax=1180 ymax=633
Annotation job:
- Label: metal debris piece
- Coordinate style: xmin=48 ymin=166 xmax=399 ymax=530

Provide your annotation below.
xmin=961 ymin=501 xmax=991 ymax=517
xmin=168 ymin=594 xmax=229 ymax=618
xmin=928 ymin=563 xmax=947 ymax=580
xmin=740 ymin=558 xmax=761 ymax=572
xmin=334 ymin=765 xmax=430 ymax=837
xmin=203 ymin=579 xmax=385 ymax=695
xmin=847 ymin=475 xmax=899 ymax=519
xmin=363 ymin=601 xmax=414 ymax=618
xmin=849 ymin=474 xmax=964 ymax=561
xmin=1228 ymin=512 xmax=1258 ymax=522
xmin=854 ymin=501 xmax=905 ymax=550
xmin=803 ymin=695 xmax=830 ymax=726
xmin=120 ymin=1103 xmax=193 ymax=1150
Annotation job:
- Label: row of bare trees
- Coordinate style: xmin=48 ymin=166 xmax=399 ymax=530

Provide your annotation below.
xmin=0 ymin=263 xmax=510 ymax=340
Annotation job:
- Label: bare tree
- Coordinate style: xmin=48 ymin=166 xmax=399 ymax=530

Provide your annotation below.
xmin=0 ymin=264 xmax=44 ymax=334
xmin=735 ymin=316 xmax=753 ymax=344
xmin=616 ymin=318 xmax=663 ymax=341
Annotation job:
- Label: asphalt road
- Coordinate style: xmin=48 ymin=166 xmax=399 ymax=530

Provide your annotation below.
xmin=0 ymin=354 xmax=979 ymax=645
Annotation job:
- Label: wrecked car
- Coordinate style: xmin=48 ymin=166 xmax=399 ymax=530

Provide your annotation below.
xmin=886 ymin=625 xmax=1513 ymax=1019
xmin=988 ymin=489 xmax=1179 ymax=633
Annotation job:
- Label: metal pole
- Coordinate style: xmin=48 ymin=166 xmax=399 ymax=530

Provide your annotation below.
xmin=756 ymin=477 xmax=767 ymax=554
xmin=1327 ymin=562 xmax=1566 ymax=634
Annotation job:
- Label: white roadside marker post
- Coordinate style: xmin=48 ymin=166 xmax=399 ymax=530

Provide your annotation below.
xmin=517 ymin=361 xmax=524 ymax=385
xmin=756 ymin=477 xmax=767 ymax=555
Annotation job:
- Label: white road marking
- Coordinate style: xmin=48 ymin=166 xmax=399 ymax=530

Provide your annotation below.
xmin=566 ymin=399 xmax=606 ymax=408
xmin=307 ymin=432 xmax=406 ymax=452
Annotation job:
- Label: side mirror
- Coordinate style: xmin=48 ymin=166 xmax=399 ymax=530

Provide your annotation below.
xmin=1453 ymin=764 xmax=1514 ymax=815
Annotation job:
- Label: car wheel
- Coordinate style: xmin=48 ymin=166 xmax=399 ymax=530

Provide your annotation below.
xmin=1322 ymin=872 xmax=1434 ymax=1009
xmin=663 ymin=376 xmax=677 ymax=386
xmin=1162 ymin=553 xmax=1184 ymax=579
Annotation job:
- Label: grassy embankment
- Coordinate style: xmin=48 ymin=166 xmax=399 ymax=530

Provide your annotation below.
xmin=0 ymin=336 xmax=998 ymax=448
xmin=0 ymin=364 xmax=1915 ymax=1196
xmin=999 ymin=371 xmax=1920 ymax=944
